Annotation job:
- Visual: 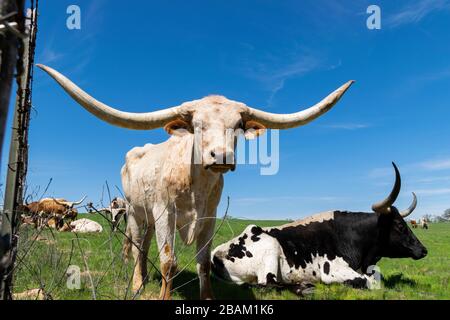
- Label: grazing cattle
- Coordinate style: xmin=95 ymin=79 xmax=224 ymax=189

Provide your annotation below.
xmin=70 ymin=218 xmax=103 ymax=233
xmin=420 ymin=218 xmax=429 ymax=230
xmin=212 ymin=163 xmax=427 ymax=292
xmin=22 ymin=196 xmax=86 ymax=229
xmin=38 ymin=64 xmax=353 ymax=300
xmin=95 ymin=198 xmax=129 ymax=231
xmin=410 ymin=220 xmax=418 ymax=229
xmin=109 ymin=197 xmax=129 ymax=230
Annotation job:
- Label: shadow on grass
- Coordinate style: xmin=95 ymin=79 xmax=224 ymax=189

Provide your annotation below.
xmin=152 ymin=270 xmax=257 ymax=300
xmin=383 ymin=273 xmax=417 ymax=288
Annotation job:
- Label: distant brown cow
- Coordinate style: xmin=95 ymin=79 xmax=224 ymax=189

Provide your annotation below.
xmin=22 ymin=196 xmax=86 ymax=229
xmin=410 ymin=220 xmax=418 ymax=229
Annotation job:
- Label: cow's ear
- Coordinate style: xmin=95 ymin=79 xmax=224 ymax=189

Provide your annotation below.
xmin=164 ymin=119 xmax=192 ymax=136
xmin=244 ymin=121 xmax=266 ymax=140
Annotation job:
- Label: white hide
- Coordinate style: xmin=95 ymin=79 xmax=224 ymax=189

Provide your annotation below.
xmin=71 ymin=218 xmax=103 ymax=233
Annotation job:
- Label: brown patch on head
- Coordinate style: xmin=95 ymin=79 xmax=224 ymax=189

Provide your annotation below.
xmin=244 ymin=120 xmax=266 ymax=139
xmin=164 ymin=119 xmax=192 ymax=135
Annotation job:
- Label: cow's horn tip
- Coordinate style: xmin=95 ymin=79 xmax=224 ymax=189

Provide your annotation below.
xmin=36 ymin=64 xmax=50 ymax=71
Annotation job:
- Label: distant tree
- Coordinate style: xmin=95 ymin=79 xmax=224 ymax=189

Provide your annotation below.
xmin=442 ymin=209 xmax=450 ymax=220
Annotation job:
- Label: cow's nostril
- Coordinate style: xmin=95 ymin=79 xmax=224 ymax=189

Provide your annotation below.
xmin=210 ymin=151 xmax=216 ymax=158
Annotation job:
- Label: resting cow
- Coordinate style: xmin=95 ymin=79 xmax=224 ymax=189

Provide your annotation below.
xmin=211 ymin=163 xmax=427 ymax=292
xmin=70 ymin=218 xmax=103 ymax=233
xmin=21 ymin=196 xmax=86 ymax=230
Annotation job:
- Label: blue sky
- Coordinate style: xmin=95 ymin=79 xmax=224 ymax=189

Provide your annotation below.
xmin=2 ymin=0 xmax=450 ymax=220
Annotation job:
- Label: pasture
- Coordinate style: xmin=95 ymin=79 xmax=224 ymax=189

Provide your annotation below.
xmin=13 ymin=214 xmax=450 ymax=300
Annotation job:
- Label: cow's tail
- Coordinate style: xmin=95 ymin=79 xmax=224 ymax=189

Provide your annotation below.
xmin=122 ymin=225 xmax=132 ymax=263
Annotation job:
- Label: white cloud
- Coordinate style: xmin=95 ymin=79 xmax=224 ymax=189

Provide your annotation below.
xmin=387 ymin=0 xmax=450 ymax=28
xmin=39 ymin=48 xmax=64 ymax=64
xmin=323 ymin=123 xmax=370 ymax=130
xmin=415 ymin=188 xmax=450 ymax=196
xmin=234 ymin=195 xmax=342 ymax=205
xmin=420 ymin=158 xmax=450 ymax=171
xmin=230 ymin=45 xmax=323 ymax=107
xmin=369 ymin=157 xmax=450 ymax=180
xmin=368 ymin=167 xmax=393 ymax=179
xmin=416 ymin=175 xmax=450 ymax=183
xmin=255 ymin=55 xmax=321 ymax=107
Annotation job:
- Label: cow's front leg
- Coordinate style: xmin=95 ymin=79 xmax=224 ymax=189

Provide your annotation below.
xmin=256 ymin=253 xmax=281 ymax=287
xmin=154 ymin=206 xmax=177 ymax=300
xmin=196 ymin=216 xmax=216 ymax=300
xmin=320 ymin=262 xmax=374 ymax=289
xmin=127 ymin=213 xmax=148 ymax=293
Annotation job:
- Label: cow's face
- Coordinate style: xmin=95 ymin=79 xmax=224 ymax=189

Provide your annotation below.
xmin=164 ymin=96 xmax=265 ymax=173
xmin=66 ymin=207 xmax=78 ymax=219
xmin=379 ymin=209 xmax=427 ymax=260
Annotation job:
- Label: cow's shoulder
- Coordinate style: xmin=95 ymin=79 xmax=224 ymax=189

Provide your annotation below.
xmin=125 ymin=143 xmax=155 ymax=163
xmin=270 ymin=211 xmax=335 ymax=231
xmin=225 ymin=225 xmax=279 ymax=262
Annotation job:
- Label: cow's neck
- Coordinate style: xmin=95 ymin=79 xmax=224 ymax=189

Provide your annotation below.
xmin=333 ymin=211 xmax=383 ymax=271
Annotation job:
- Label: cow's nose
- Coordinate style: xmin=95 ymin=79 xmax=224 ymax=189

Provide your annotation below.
xmin=421 ymin=247 xmax=428 ymax=257
xmin=210 ymin=150 xmax=234 ymax=165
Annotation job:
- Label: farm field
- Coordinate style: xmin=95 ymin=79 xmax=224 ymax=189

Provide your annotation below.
xmin=13 ymin=214 xmax=450 ymax=300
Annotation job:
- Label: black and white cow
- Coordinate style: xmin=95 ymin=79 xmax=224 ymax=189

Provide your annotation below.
xmin=109 ymin=197 xmax=129 ymax=230
xmin=211 ymin=163 xmax=427 ymax=292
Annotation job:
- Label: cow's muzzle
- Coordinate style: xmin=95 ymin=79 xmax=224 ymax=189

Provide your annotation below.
xmin=412 ymin=247 xmax=428 ymax=260
xmin=206 ymin=163 xmax=236 ymax=173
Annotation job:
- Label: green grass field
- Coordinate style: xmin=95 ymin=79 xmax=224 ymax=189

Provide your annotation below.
xmin=13 ymin=214 xmax=450 ymax=300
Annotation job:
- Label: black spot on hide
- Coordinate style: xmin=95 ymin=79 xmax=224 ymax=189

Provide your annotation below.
xmin=343 ymin=277 xmax=368 ymax=289
xmin=251 ymin=226 xmax=263 ymax=242
xmin=323 ymin=261 xmax=330 ymax=275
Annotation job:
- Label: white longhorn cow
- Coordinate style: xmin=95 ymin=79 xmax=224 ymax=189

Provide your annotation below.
xmin=37 ymin=64 xmax=353 ymax=300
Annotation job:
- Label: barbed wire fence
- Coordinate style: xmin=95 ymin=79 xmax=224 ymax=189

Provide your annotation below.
xmin=0 ymin=0 xmax=38 ymax=300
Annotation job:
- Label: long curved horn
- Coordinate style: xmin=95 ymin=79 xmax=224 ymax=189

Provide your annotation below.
xmin=401 ymin=192 xmax=417 ymax=218
xmin=245 ymin=80 xmax=354 ymax=129
xmin=52 ymin=198 xmax=66 ymax=206
xmin=71 ymin=195 xmax=87 ymax=206
xmin=372 ymin=162 xmax=402 ymax=214
xmin=36 ymin=64 xmax=183 ymax=130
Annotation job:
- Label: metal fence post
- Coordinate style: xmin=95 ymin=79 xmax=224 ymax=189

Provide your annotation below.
xmin=0 ymin=1 xmax=36 ymax=300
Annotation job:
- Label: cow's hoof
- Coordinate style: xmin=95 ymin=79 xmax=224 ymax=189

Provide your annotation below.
xmin=200 ymin=292 xmax=215 ymax=300
xmin=292 ymin=282 xmax=315 ymax=296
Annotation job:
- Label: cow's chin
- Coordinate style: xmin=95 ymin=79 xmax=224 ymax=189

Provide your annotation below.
xmin=206 ymin=164 xmax=236 ymax=174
